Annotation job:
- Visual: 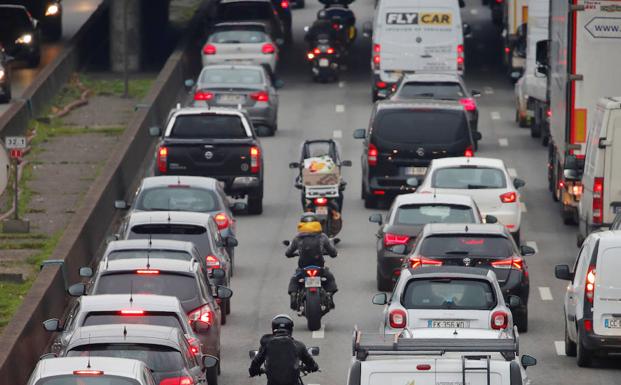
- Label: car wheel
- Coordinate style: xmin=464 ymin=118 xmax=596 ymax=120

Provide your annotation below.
xmin=565 ymin=321 xmax=577 ymax=357
xmin=511 ymin=230 xmax=520 ymax=245
xmin=0 ymin=89 xmax=9 ymax=103
xmin=514 ymin=308 xmax=528 ymax=332
xmin=376 ymin=267 xmax=393 ymax=292
xmin=220 ymin=305 xmax=227 ymax=325
xmin=206 ymin=366 xmax=218 ymax=385
xmin=247 ymin=194 xmax=263 ymax=215
xmin=225 ymin=298 xmax=231 ymax=315
xmin=576 ymin=332 xmax=592 ymax=367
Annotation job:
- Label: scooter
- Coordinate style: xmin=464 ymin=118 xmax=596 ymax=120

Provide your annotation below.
xmin=306 ymin=37 xmax=342 ymax=82
xmin=248 ymin=346 xmax=320 ymax=384
xmin=303 ymin=196 xmax=342 ymax=238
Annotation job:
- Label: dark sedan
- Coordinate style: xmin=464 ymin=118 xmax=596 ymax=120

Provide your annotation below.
xmin=0 ymin=5 xmax=41 ymax=67
xmin=0 ymin=48 xmax=11 ymax=103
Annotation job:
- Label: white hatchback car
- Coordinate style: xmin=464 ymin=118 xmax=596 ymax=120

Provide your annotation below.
xmin=373 ymin=266 xmax=516 ymax=334
xmin=415 ymin=157 xmax=525 ymax=243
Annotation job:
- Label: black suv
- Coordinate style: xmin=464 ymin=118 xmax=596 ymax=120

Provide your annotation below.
xmin=0 ymin=47 xmax=11 ymax=103
xmin=354 ymin=100 xmax=481 ymax=208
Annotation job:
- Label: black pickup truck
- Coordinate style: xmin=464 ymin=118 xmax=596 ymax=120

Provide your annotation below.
xmin=150 ymin=107 xmax=264 ymax=214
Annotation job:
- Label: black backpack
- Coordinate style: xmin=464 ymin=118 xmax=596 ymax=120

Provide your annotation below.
xmin=298 ymin=235 xmax=323 ymax=260
xmin=265 ymin=335 xmax=300 ymax=385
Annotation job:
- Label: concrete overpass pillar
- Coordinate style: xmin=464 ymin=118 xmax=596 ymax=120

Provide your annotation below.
xmin=110 ymin=0 xmax=142 ymax=72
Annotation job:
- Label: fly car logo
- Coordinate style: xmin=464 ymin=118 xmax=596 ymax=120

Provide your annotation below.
xmin=420 ymin=13 xmax=452 ymax=25
xmin=385 ymin=12 xmax=452 ymax=25
xmin=386 ymin=12 xmax=418 ymax=24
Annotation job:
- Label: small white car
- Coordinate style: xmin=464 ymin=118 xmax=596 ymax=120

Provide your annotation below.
xmin=555 ymin=230 xmax=621 ymax=367
xmin=416 ymin=157 xmax=525 ymax=243
xmin=373 ymin=266 xmax=515 ymax=334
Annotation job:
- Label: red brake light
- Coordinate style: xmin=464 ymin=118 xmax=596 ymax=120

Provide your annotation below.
xmin=250 ymin=146 xmax=260 ymax=173
xmin=408 ymin=256 xmax=443 ymax=269
xmin=250 ymin=91 xmax=269 ymax=102
xmin=136 ymin=269 xmax=159 ymax=275
xmin=205 ymin=255 xmax=221 ymax=272
xmin=119 ymin=309 xmax=145 ymax=316
xmin=373 ymin=43 xmax=381 ymax=53
xmin=373 ymin=44 xmax=381 ymax=68
xmin=457 ymin=44 xmax=464 ymax=54
xmin=459 ymin=98 xmax=477 ymax=112
xmin=375 ymin=81 xmax=387 ymax=89
xmin=585 ymin=265 xmax=596 ymax=303
xmin=160 ymin=377 xmax=194 ymax=385
xmin=584 ymin=319 xmax=593 ymax=332
xmin=457 ymin=44 xmax=464 ymax=69
xmin=214 ymin=212 xmax=230 ymax=230
xmin=490 ymin=311 xmax=508 ymax=330
xmin=187 ymin=304 xmax=214 ymax=326
xmin=504 ymin=46 xmax=511 ymax=54
xmin=202 ymin=44 xmax=216 ymax=55
xmin=372 ymin=190 xmax=385 ymax=196
xmin=547 ymin=108 xmax=552 ymax=118
xmin=389 ymin=309 xmax=407 ymax=328
xmin=500 ymin=191 xmax=517 ymax=203
xmin=157 ymin=146 xmax=168 ymax=173
xmin=464 ymin=146 xmax=474 ymax=158
xmin=326 ymin=47 xmax=335 ymax=54
xmin=417 ymin=364 xmax=431 ymax=371
xmin=383 ymin=233 xmax=409 ymax=247
xmin=368 ymin=143 xmax=378 ymax=166
xmin=491 ymin=257 xmax=524 ymax=271
xmin=313 ymin=197 xmax=328 ymax=206
xmin=73 ymin=370 xmax=104 ymax=376
xmin=313 ymin=47 xmax=321 ymax=55
xmin=186 ymin=336 xmax=201 ymax=355
xmin=592 ymin=177 xmax=604 ymax=224
xmin=193 ymin=91 xmax=214 ymax=101
xmin=306 ymin=269 xmax=319 ymax=277
xmin=261 ymin=43 xmax=275 ymax=54
xmin=281 ymin=0 xmax=289 ymax=8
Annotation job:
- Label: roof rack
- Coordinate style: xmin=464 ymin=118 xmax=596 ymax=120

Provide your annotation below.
xmin=352 ymin=329 xmax=518 ymax=362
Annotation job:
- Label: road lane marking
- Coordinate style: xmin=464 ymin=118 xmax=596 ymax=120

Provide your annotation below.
xmin=338 ymin=81 xmax=345 ymax=88
xmin=312 ymin=325 xmax=325 ymax=339
xmin=484 ymin=87 xmax=494 ymax=95
xmin=336 ymin=104 xmax=345 ymax=113
xmin=554 ymin=341 xmax=566 ymax=356
xmin=526 ymin=241 xmax=538 ymax=253
xmin=539 ymin=287 xmax=553 ymax=301
xmin=498 ymin=138 xmax=509 ymax=147
xmin=470 ymin=8 xmax=479 ymax=15
xmin=520 ymin=202 xmax=527 ymax=213
xmin=491 ymin=111 xmax=501 ymax=120
xmin=508 ymin=168 xmax=517 ymax=177
xmin=333 ymin=130 xmax=342 ymax=139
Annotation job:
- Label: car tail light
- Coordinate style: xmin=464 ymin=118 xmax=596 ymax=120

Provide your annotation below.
xmin=119 ymin=309 xmax=145 ymax=316
xmin=281 ymin=0 xmax=289 ymax=7
xmin=306 ymin=269 xmax=319 ymax=277
xmin=326 ymin=47 xmax=335 ymax=54
xmin=383 ymin=233 xmax=409 ymax=247
xmin=373 ymin=44 xmax=381 ymax=69
xmin=202 ymin=44 xmax=216 ymax=55
xmin=193 ymin=91 xmax=214 ymax=101
xmin=313 ymin=48 xmax=321 ymax=55
xmin=368 ymin=143 xmax=378 ymax=166
xmin=375 ymin=81 xmax=387 ymax=89
xmin=417 ymin=364 xmax=431 ymax=371
xmin=571 ymin=184 xmax=583 ymax=196
xmin=186 ymin=336 xmax=201 ymax=355
xmin=261 ymin=43 xmax=275 ymax=54
xmin=160 ymin=377 xmax=194 ymax=385
xmin=73 ymin=370 xmax=104 ymax=376
xmin=187 ymin=304 xmax=214 ymax=326
xmin=389 ymin=309 xmax=407 ymax=328
xmin=314 ymin=197 xmax=328 ymax=206
xmin=500 ymin=191 xmax=517 ymax=203
xmin=464 ymin=146 xmax=474 ymax=157
xmin=205 ymin=255 xmax=221 ymax=272
xmin=214 ymin=212 xmax=230 ymax=230
xmin=547 ymin=108 xmax=552 ymax=118
xmin=504 ymin=46 xmax=511 ymax=54
xmin=409 ymin=256 xmax=443 ymax=269
xmin=592 ymin=177 xmax=604 ymax=225
xmin=250 ymin=146 xmax=260 ymax=173
xmin=584 ymin=319 xmax=593 ymax=332
xmin=457 ymin=44 xmax=464 ymax=70
xmin=585 ymin=265 xmax=596 ymax=303
xmin=250 ymin=91 xmax=269 ymax=102
xmin=136 ymin=269 xmax=159 ymax=275
xmin=373 ymin=190 xmax=385 ymax=196
xmin=490 ymin=311 xmax=508 ymax=330
xmin=491 ymin=256 xmax=524 ymax=271
xmin=459 ymin=98 xmax=477 ymax=112
xmin=157 ymin=147 xmax=168 ymax=173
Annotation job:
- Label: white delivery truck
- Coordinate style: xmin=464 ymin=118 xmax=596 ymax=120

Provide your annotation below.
xmin=537 ymin=0 xmax=621 ymax=225
xmin=502 ymin=0 xmax=529 ymax=77
xmin=366 ymin=0 xmax=465 ymax=101
xmin=577 ymin=97 xmax=621 ymax=244
xmin=513 ymin=0 xmax=549 ymax=139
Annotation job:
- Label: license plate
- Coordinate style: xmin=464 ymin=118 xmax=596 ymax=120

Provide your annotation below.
xmin=319 ymin=58 xmax=329 ymax=67
xmin=218 ymin=94 xmax=245 ymax=104
xmin=315 ymin=206 xmax=328 ymax=215
xmin=428 ymin=320 xmax=470 ymax=328
xmin=305 ymin=277 xmax=322 ymax=288
xmin=604 ymin=318 xmax=621 ymax=328
xmin=404 ymin=167 xmax=427 ymax=176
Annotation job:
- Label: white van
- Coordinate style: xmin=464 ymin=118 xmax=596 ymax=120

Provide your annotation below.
xmin=577 ymin=97 xmax=621 ymax=243
xmin=555 ymin=230 xmax=621 ymax=367
xmin=368 ymin=0 xmax=465 ymax=101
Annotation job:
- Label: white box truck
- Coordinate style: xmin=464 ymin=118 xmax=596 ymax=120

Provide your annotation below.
xmin=537 ymin=0 xmax=621 ymax=225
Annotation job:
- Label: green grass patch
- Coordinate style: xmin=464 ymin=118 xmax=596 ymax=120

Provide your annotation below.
xmin=81 ymin=76 xmax=154 ymax=99
xmin=0 ymin=241 xmax=47 ymax=250
xmin=0 ymin=281 xmax=33 ymax=328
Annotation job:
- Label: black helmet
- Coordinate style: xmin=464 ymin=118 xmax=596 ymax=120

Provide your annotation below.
xmin=300 ymin=212 xmax=318 ymax=223
xmin=272 ymin=314 xmax=294 ymax=334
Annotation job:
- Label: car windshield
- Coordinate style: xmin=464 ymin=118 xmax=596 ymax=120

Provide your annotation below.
xmin=374 ymin=109 xmax=468 ymax=145
xmin=217 ymin=3 xmax=273 ymax=21
xmin=402 ymin=278 xmax=496 ymax=310
xmin=0 ymin=8 xmax=30 ymax=33
xmin=170 ymin=114 xmax=247 ymax=139
xmin=95 ymin=274 xmax=199 ymax=302
xmin=135 ymin=187 xmax=220 ymax=212
xmin=419 ymin=235 xmax=513 ymax=258
xmin=35 ymin=376 xmax=139 ymax=385
xmin=395 ymin=204 xmax=476 ymax=225
xmin=199 ymin=68 xmax=263 ymax=85
xmin=107 ymin=250 xmax=193 ymax=262
xmin=83 ymin=313 xmax=185 ymax=331
xmin=67 ymin=344 xmax=185 ymax=372
xmin=432 ymin=167 xmax=507 ymax=189
xmin=210 ymin=30 xmax=267 ymax=43
xmin=398 ymin=82 xmax=465 ymax=100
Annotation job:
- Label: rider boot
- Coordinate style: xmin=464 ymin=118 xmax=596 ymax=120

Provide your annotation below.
xmin=290 ymin=292 xmax=298 ymax=310
xmin=326 ymin=292 xmax=335 ymax=309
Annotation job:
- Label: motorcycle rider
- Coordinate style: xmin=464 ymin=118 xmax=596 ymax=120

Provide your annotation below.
xmin=286 ymin=213 xmax=338 ymax=310
xmin=249 ymin=315 xmax=319 ymax=385
xmin=304 ymin=15 xmax=343 ymax=52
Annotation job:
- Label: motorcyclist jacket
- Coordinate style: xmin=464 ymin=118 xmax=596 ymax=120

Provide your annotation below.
xmin=285 ymin=232 xmax=337 ymax=268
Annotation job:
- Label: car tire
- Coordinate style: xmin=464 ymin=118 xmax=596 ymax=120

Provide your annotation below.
xmin=220 ymin=305 xmax=227 ymax=325
xmin=576 ymin=332 xmax=592 ymax=367
xmin=28 ymin=50 xmax=41 ymax=68
xmin=376 ymin=267 xmax=393 ymax=292
xmin=206 ymin=366 xmax=218 ymax=385
xmin=514 ymin=308 xmax=528 ymax=332
xmin=0 ymin=88 xmax=10 ymax=103
xmin=248 ymin=193 xmax=263 ymax=215
xmin=225 ymin=298 xmax=231 ymax=315
xmin=511 ymin=230 xmax=520 ymax=245
xmin=565 ymin=322 xmax=577 ymax=357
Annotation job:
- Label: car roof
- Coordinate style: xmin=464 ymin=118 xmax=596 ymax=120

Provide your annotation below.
xmin=32 ymin=357 xmax=145 ymax=380
xmin=405 ymin=328 xmax=508 ymax=339
xmin=405 ymin=266 xmax=492 ymax=279
xmin=375 ymin=99 xmax=465 ymax=112
xmin=67 ymin=325 xmax=182 ymax=351
xmin=213 ymin=21 xmax=268 ymax=28
xmin=400 ymin=73 xmax=464 ymax=83
xmin=587 ymin=230 xmax=621 ymax=247
xmin=394 ymin=193 xmax=476 ymax=207
xmin=171 ymin=106 xmax=249 ymax=118
xmin=126 ymin=211 xmax=213 ymax=227
xmin=78 ymin=294 xmax=184 ymax=314
xmin=99 ymin=257 xmax=198 ymax=274
xmin=0 ymin=5 xmax=27 ymax=11
xmin=200 ymin=63 xmax=267 ymax=72
xmin=140 ymin=176 xmax=220 ymax=190
xmin=105 ymin=239 xmax=197 ymax=254
xmin=421 ymin=223 xmax=509 ymax=236
xmin=430 ymin=157 xmax=506 ymax=169
xmin=219 ymin=0 xmax=272 ymax=4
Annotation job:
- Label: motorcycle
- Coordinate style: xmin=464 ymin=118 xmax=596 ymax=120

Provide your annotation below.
xmin=306 ymin=36 xmax=342 ymax=82
xmin=303 ymin=196 xmax=342 ymax=238
xmin=318 ymin=3 xmax=357 ymax=48
xmin=248 ymin=346 xmax=320 ymax=384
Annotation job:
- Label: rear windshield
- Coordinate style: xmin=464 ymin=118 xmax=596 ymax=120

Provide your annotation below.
xmin=95 ymin=274 xmax=199 ymax=302
xmin=373 ymin=109 xmax=468 ymax=145
xmin=170 ymin=114 xmax=247 ymax=139
xmin=217 ymin=3 xmax=273 ymax=21
xmin=0 ymin=8 xmax=30 ymax=32
xmin=35 ymin=376 xmax=139 ymax=385
xmin=199 ymin=68 xmax=263 ymax=85
xmin=395 ymin=204 xmax=476 ymax=225
xmin=67 ymin=344 xmax=184 ymax=372
xmin=107 ymin=250 xmax=192 ymax=262
xmin=83 ymin=313 xmax=185 ymax=331
xmin=419 ymin=235 xmax=513 ymax=258
xmin=130 ymin=224 xmax=206 ymax=235
xmin=432 ymin=167 xmax=507 ymax=189
xmin=398 ymin=82 xmax=465 ymax=100
xmin=135 ymin=187 xmax=220 ymax=212
xmin=210 ymin=30 xmax=267 ymax=43
xmin=402 ymin=278 xmax=496 ymax=310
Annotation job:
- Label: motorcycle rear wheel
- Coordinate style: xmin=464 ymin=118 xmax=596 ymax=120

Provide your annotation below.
xmin=305 ymin=290 xmax=323 ymax=331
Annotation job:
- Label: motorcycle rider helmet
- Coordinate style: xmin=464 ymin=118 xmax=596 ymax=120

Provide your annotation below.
xmin=317 ymin=9 xmax=328 ymax=19
xmin=300 ymin=212 xmax=319 ymax=223
xmin=272 ymin=314 xmax=294 ymax=334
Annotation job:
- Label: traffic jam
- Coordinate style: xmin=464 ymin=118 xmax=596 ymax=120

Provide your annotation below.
xmin=13 ymin=0 xmax=621 ymax=384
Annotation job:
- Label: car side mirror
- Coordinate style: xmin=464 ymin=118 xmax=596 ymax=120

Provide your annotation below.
xmin=563 ymin=168 xmax=580 ymax=181
xmin=39 ymin=353 xmax=58 ymax=360
xmin=521 ymin=354 xmax=537 ymax=369
xmin=308 ymin=347 xmax=320 ymax=356
xmin=458 ymin=0 xmax=465 ymax=8
xmin=391 ymin=244 xmax=407 ymax=255
xmin=508 ymin=295 xmax=522 ymax=308
xmin=289 ymin=162 xmax=300 ymax=169
xmin=510 ymin=71 xmax=522 ymax=81
xmin=282 ymin=240 xmax=291 ymax=247
xmin=473 ymin=131 xmax=483 ymax=141
xmin=33 ymin=19 xmax=39 ymax=29
xmin=216 ymin=286 xmax=233 ymax=299
xmin=303 ymin=25 xmax=310 ymax=33
xmin=274 ymin=79 xmax=285 ymax=89
xmin=184 ymin=79 xmax=195 ymax=89
xmin=106 ymin=234 xmax=120 ymax=243
xmin=226 ymin=236 xmax=239 ymax=248
xmin=5 ymin=55 xmax=15 ymax=63
xmin=79 ymin=267 xmax=93 ymax=278
xmin=341 ymin=160 xmax=352 ymax=167
xmin=535 ymin=40 xmax=549 ymax=67
xmin=211 ymin=268 xmax=226 ymax=279
xmin=471 ymin=90 xmax=481 ymax=98
xmin=68 ymin=283 xmax=86 ymax=297
xmin=249 ymin=350 xmax=259 ymax=359
xmin=520 ymin=245 xmax=536 ymax=256
xmin=368 ymin=213 xmax=383 ymax=225
xmin=485 ymin=215 xmax=498 ymax=224
xmin=406 ymin=178 xmax=419 ymax=187
xmin=202 ymin=355 xmax=218 ymax=369
xmin=554 ymin=264 xmax=573 ymax=281
xmin=194 ymin=320 xmax=211 ymax=334
xmin=231 ymin=202 xmax=247 ymax=213
xmin=513 ymin=178 xmax=526 ymax=189
xmin=353 ymin=129 xmax=366 ymax=139
xmin=114 ymin=200 xmax=128 ymax=210
xmin=372 ymin=293 xmax=388 ymax=305
xmin=149 ymin=126 xmax=161 ymax=137
xmin=43 ymin=318 xmax=62 ymax=332
xmin=362 ymin=21 xmax=372 ymax=37
xmin=463 ymin=23 xmax=472 ymax=37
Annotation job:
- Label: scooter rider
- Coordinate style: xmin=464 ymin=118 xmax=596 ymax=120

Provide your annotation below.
xmin=285 ymin=213 xmax=338 ymax=310
xmin=249 ymin=315 xmax=319 ymax=385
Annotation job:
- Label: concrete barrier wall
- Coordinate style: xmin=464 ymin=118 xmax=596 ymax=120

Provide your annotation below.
xmin=0 ymin=3 xmax=209 ymax=384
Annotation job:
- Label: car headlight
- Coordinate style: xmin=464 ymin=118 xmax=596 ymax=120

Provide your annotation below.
xmin=46 ymin=3 xmax=60 ymax=16
xmin=16 ymin=34 xmax=33 ymax=44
